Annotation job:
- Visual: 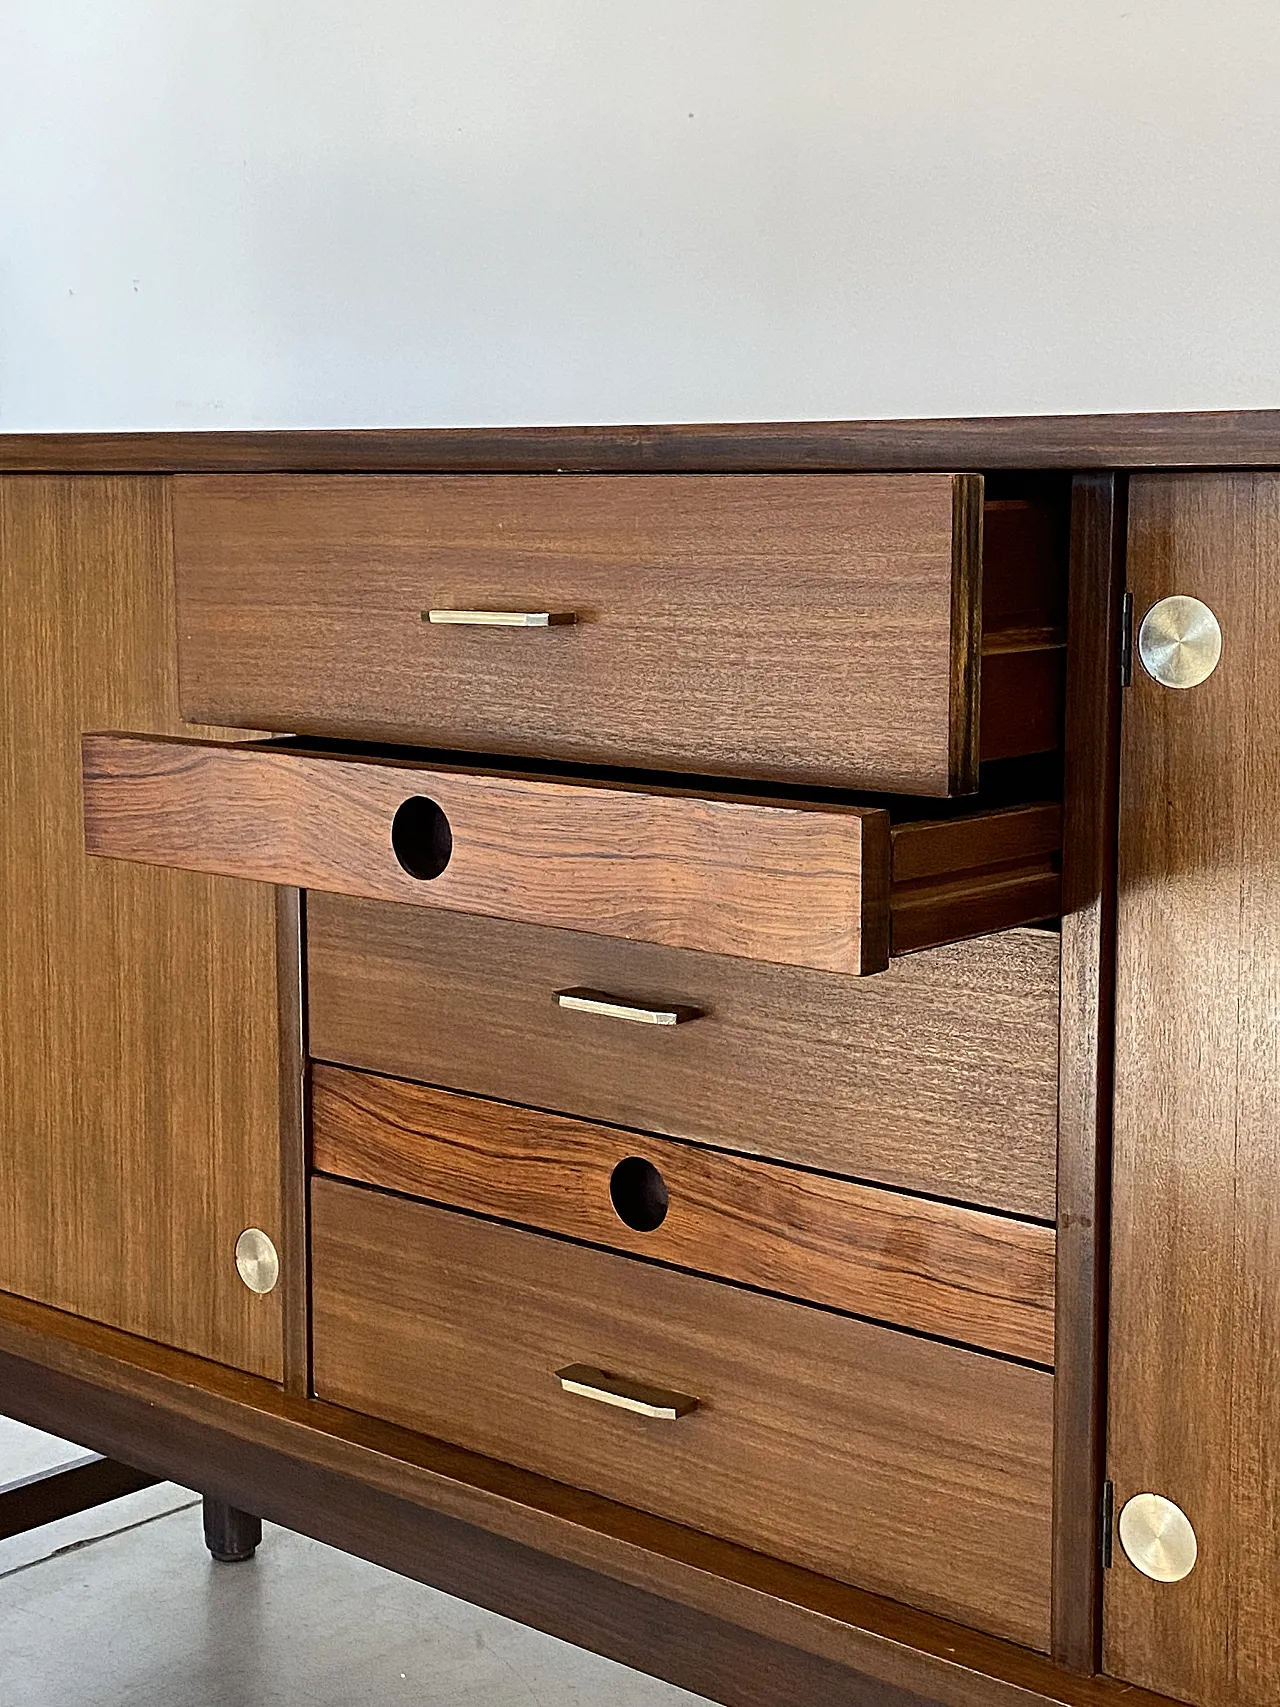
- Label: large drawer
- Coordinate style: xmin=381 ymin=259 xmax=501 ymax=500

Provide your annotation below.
xmin=172 ymin=473 xmax=1066 ymax=797
xmin=307 ymin=899 xmax=1060 ymax=1217
xmin=311 ymin=1063 xmax=1056 ymax=1361
xmin=82 ymin=733 xmax=1061 ymax=976
xmin=310 ymin=1177 xmax=1055 ymax=1649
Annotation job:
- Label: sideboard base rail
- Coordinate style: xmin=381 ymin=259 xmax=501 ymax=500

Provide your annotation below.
xmin=0 ymin=1450 xmax=157 ymax=1542
xmin=0 ymin=1290 xmax=1177 ymax=1707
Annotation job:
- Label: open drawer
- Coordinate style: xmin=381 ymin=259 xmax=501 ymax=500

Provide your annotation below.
xmin=81 ymin=733 xmax=1060 ymax=975
xmin=172 ymin=472 xmax=1066 ymax=797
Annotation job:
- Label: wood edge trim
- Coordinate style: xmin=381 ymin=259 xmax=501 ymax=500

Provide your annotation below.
xmin=275 ymin=887 xmax=309 ymax=1396
xmin=1050 ymin=474 xmax=1126 ymax=1669
xmin=79 ymin=728 xmax=889 ymax=814
xmin=950 ymin=473 xmax=984 ymax=793
xmin=0 ymin=1293 xmax=1180 ymax=1707
xmin=860 ymin=808 xmax=892 ymax=973
xmin=7 ymin=412 xmax=1280 ymax=471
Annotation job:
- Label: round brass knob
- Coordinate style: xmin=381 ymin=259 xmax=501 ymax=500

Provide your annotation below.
xmin=234 ymin=1227 xmax=280 ymax=1295
xmin=1137 ymin=595 xmax=1222 ymax=688
xmin=1118 ymin=1492 xmax=1198 ymax=1582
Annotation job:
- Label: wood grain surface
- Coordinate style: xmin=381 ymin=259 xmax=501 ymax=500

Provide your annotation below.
xmin=307 ymin=900 xmax=1060 ymax=1217
xmin=310 ymin=1065 xmax=1056 ymax=1362
xmin=1104 ymin=475 xmax=1280 ymax=1706
xmin=0 ymin=476 xmax=283 ymax=1377
xmin=1051 ymin=475 xmax=1126 ymax=1669
xmin=311 ymin=1178 xmax=1055 ymax=1650
xmin=82 ymin=734 xmax=891 ymax=973
xmin=0 ymin=1291 xmax=1187 ymax=1707
xmin=275 ymin=888 xmax=309 ymax=1396
xmin=5 ymin=409 xmax=1280 ymax=471
xmin=171 ymin=471 xmax=1058 ymax=795
xmin=82 ymin=732 xmax=1066 ymax=974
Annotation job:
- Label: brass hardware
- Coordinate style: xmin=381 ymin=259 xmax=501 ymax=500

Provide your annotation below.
xmin=1118 ymin=1492 xmax=1198 ymax=1582
xmin=555 ymin=988 xmax=701 ymax=1027
xmin=1137 ymin=595 xmax=1222 ymax=688
xmin=234 ymin=1227 xmax=280 ymax=1295
xmin=423 ymin=609 xmax=577 ymax=627
xmin=555 ymin=1364 xmax=699 ymax=1420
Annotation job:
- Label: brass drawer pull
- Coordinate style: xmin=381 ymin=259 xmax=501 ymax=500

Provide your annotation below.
xmin=556 ymin=1364 xmax=699 ymax=1420
xmin=555 ymin=987 xmax=701 ymax=1027
xmin=423 ymin=609 xmax=577 ymax=627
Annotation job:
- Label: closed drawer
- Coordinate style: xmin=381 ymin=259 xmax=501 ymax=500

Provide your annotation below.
xmin=82 ymin=733 xmax=1061 ymax=976
xmin=311 ymin=1064 xmax=1056 ymax=1361
xmin=172 ymin=473 xmax=1066 ymax=797
xmin=310 ymin=1178 xmax=1054 ymax=1648
xmin=308 ymin=900 xmax=1059 ymax=1216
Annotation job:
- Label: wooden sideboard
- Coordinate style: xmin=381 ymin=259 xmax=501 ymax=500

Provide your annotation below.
xmin=0 ymin=413 xmax=1277 ymax=1707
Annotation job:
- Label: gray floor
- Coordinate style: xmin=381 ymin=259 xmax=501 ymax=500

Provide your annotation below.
xmin=0 ymin=1421 xmax=711 ymax=1707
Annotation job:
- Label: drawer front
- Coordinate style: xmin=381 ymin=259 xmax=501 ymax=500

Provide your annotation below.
xmin=173 ymin=472 xmax=1062 ymax=797
xmin=82 ymin=733 xmax=1061 ymax=975
xmin=307 ymin=898 xmax=1060 ymax=1218
xmin=82 ymin=733 xmax=889 ymax=973
xmin=311 ymin=1179 xmax=1054 ymax=1649
xmin=311 ymin=1064 xmax=1056 ymax=1361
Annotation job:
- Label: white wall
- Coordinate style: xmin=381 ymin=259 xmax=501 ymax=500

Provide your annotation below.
xmin=3 ymin=1 xmax=1280 ymax=430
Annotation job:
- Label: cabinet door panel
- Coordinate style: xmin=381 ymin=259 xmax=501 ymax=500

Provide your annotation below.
xmin=0 ymin=476 xmax=283 ymax=1378
xmin=1105 ymin=474 xmax=1280 ymax=1704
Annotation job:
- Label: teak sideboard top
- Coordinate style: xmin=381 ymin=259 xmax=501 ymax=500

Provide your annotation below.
xmin=1 ymin=411 xmax=1278 ymax=1707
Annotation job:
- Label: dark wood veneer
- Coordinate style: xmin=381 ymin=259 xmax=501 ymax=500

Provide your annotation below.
xmin=82 ymin=733 xmax=893 ymax=974
xmin=1 ymin=422 xmax=1216 ymax=1706
xmin=80 ymin=733 xmax=1065 ymax=974
xmin=310 ymin=1064 xmax=1056 ymax=1362
xmin=1050 ymin=476 xmax=1125 ymax=1669
xmin=4 ymin=409 xmax=1280 ymax=471
xmin=1105 ymin=475 xmax=1280 ymax=1706
xmin=172 ymin=471 xmax=1043 ymax=797
xmin=307 ymin=901 xmax=1061 ymax=1219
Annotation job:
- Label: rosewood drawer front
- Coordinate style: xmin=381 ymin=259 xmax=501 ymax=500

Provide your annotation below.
xmin=310 ymin=1178 xmax=1055 ymax=1650
xmin=171 ymin=472 xmax=1064 ymax=797
xmin=81 ymin=733 xmax=1061 ymax=975
xmin=308 ymin=899 xmax=1060 ymax=1218
xmin=311 ymin=1064 xmax=1057 ymax=1362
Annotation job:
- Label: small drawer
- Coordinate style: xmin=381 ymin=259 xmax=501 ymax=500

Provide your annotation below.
xmin=310 ymin=1177 xmax=1054 ymax=1650
xmin=311 ymin=1064 xmax=1056 ymax=1361
xmin=82 ymin=734 xmax=1061 ymax=976
xmin=308 ymin=900 xmax=1059 ymax=1217
xmin=172 ymin=473 xmax=1066 ymax=797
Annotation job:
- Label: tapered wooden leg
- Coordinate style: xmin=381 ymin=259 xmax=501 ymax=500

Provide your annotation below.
xmin=202 ymin=1496 xmax=262 ymax=1562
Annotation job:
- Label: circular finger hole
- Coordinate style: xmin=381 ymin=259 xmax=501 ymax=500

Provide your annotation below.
xmin=391 ymin=796 xmax=452 ymax=880
xmin=609 ymin=1156 xmax=669 ymax=1233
